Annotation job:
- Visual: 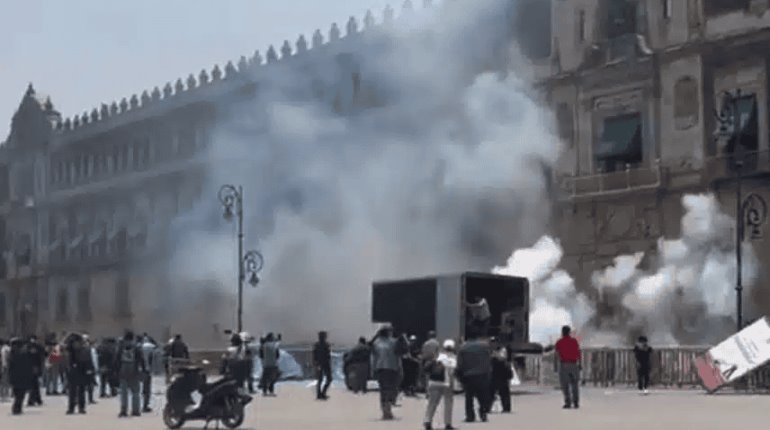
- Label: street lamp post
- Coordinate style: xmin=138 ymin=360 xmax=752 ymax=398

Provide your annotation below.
xmin=218 ymin=184 xmax=246 ymax=333
xmin=716 ymin=89 xmax=745 ymax=331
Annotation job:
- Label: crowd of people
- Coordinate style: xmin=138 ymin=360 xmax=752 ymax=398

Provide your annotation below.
xmin=0 ymin=324 xmax=656 ymax=429
xmin=335 ymin=325 xmax=519 ymax=429
xmin=0 ymin=331 xmax=190 ymax=416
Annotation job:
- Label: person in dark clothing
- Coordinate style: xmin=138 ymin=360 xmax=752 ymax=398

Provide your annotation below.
xmin=239 ymin=332 xmax=256 ymax=394
xmin=634 ymin=336 xmax=653 ymax=394
xmin=456 ymin=331 xmax=492 ymax=423
xmin=8 ymin=338 xmax=33 ymax=415
xmin=401 ymin=335 xmax=420 ymax=397
xmin=138 ymin=334 xmax=157 ymax=412
xmin=370 ymin=324 xmax=409 ymax=420
xmin=82 ymin=336 xmax=98 ymax=405
xmin=259 ymin=333 xmax=281 ymax=396
xmin=115 ymin=331 xmax=146 ymax=417
xmin=222 ymin=333 xmax=251 ymax=392
xmin=344 ymin=337 xmax=371 ymax=394
xmin=165 ymin=334 xmax=190 ymax=383
xmin=26 ymin=335 xmax=45 ymax=406
xmin=168 ymin=335 xmax=189 ymax=359
xmin=65 ymin=335 xmax=95 ymax=415
xmin=313 ymin=331 xmax=333 ymax=400
xmin=554 ymin=325 xmax=581 ymax=409
xmin=489 ymin=338 xmax=512 ymax=413
xmin=97 ymin=338 xmax=118 ymax=397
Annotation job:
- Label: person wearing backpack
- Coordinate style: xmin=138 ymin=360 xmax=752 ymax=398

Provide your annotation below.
xmin=114 ymin=331 xmax=145 ymax=417
xmin=423 ymin=339 xmax=457 ymax=430
xmin=65 ymin=334 xmax=94 ymax=415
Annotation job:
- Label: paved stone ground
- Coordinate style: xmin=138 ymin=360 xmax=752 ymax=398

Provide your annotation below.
xmin=0 ymin=381 xmax=768 ymax=429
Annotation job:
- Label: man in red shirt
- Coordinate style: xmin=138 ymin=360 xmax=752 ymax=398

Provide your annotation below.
xmin=554 ymin=325 xmax=580 ymax=409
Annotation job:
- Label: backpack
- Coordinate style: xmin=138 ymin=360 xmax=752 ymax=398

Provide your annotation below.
xmin=120 ymin=344 xmax=136 ymax=365
xmin=426 ymin=359 xmax=446 ymax=382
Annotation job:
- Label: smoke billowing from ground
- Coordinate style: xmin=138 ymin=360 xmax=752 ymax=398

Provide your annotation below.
xmin=160 ymin=0 xmax=562 ymax=345
xmin=495 ymin=194 xmax=759 ymax=346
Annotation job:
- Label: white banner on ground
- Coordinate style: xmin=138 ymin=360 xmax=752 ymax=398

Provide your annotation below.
xmin=694 ymin=316 xmax=770 ymax=393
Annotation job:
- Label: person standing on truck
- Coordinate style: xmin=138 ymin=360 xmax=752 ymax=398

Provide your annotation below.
xmin=370 ymin=324 xmax=409 ymax=420
xmin=555 ymin=325 xmax=581 ymax=409
xmin=313 ymin=331 xmax=333 ymax=400
xmin=633 ymin=336 xmax=653 ymax=395
xmin=455 ymin=330 xmax=492 ymax=423
xmin=465 ymin=296 xmax=491 ymax=338
xmin=499 ymin=299 xmax=519 ymax=343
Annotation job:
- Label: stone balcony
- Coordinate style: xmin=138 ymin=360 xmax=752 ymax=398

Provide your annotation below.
xmin=702 ymin=149 xmax=770 ymax=184
xmin=557 ymin=160 xmax=663 ymax=201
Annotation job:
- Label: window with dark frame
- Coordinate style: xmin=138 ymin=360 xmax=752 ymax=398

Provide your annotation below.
xmin=607 ymin=0 xmax=638 ymax=39
xmin=579 ymin=10 xmax=586 ymax=42
xmin=723 ymin=93 xmax=759 ymax=170
xmin=595 ymin=113 xmax=644 ymax=173
xmin=513 ymin=0 xmax=552 ymax=59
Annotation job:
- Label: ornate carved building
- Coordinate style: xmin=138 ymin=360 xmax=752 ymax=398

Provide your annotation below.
xmin=545 ymin=0 xmax=770 ymax=315
xmin=2 ymin=0 xmax=770 ymax=337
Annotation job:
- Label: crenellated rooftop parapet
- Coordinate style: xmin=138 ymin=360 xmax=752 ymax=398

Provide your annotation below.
xmin=54 ymin=1 xmax=435 ymax=135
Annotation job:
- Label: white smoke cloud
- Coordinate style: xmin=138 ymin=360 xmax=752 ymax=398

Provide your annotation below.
xmin=492 ymin=236 xmax=594 ymax=344
xmin=494 ymin=193 xmax=759 ymax=346
xmin=160 ymin=0 xmax=563 ymax=346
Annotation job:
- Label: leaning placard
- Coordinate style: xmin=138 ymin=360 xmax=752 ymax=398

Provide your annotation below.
xmin=694 ymin=316 xmax=770 ymax=393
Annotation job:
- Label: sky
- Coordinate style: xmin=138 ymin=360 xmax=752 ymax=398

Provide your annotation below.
xmin=0 ymin=0 xmax=397 ymax=140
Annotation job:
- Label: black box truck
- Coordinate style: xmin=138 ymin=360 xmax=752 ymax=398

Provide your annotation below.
xmin=370 ymin=272 xmax=533 ymax=350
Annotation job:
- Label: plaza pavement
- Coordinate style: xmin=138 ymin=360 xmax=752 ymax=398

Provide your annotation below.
xmin=1 ymin=381 xmax=768 ymax=430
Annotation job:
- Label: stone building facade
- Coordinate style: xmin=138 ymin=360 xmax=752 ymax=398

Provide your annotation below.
xmin=2 ymin=0 xmax=770 ymax=338
xmin=0 ymin=2 xmax=438 ymax=339
xmin=544 ymin=0 xmax=770 ymax=316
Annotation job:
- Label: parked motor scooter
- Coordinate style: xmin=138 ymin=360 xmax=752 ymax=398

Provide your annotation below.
xmin=163 ymin=360 xmax=253 ymax=429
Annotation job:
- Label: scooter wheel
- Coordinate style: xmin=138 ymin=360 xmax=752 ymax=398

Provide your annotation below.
xmin=222 ymin=402 xmax=245 ymax=429
xmin=163 ymin=404 xmax=185 ymax=429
